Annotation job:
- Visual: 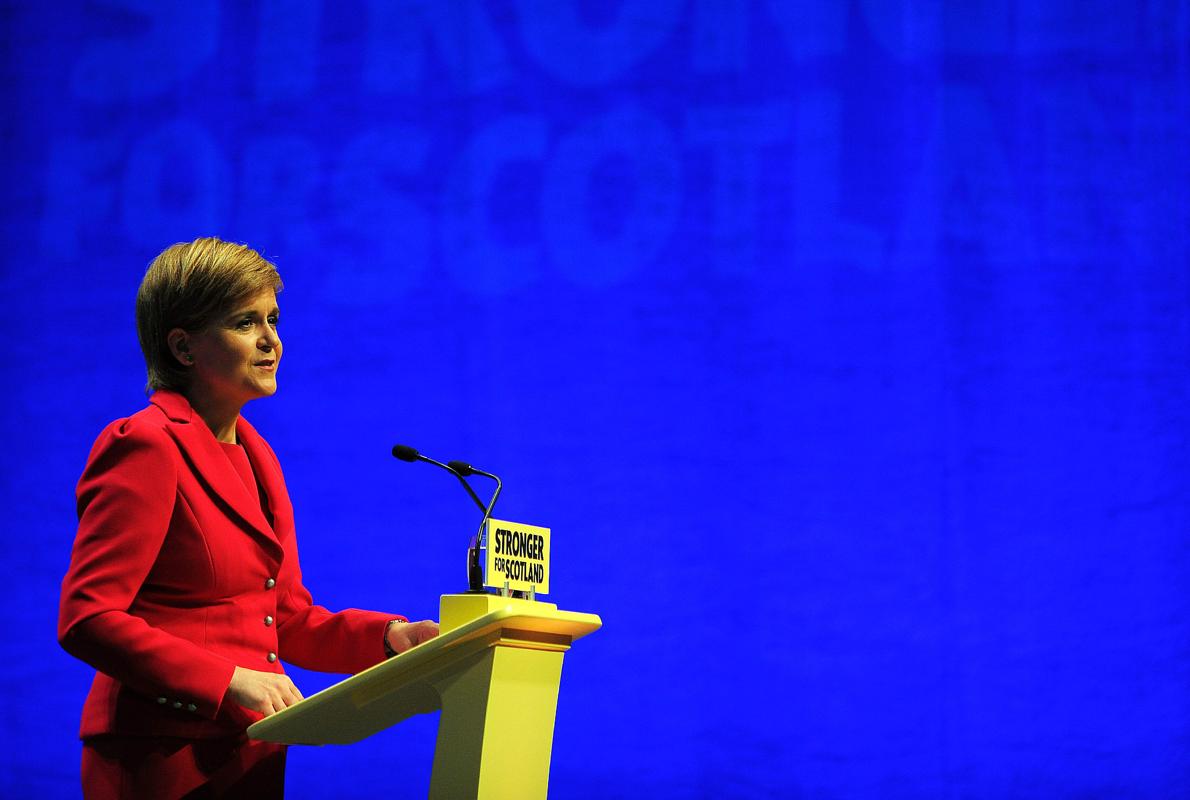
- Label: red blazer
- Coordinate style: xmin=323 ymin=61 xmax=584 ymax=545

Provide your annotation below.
xmin=58 ymin=390 xmax=402 ymax=739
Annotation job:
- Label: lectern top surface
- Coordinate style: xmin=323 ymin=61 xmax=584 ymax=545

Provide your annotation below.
xmin=247 ymin=601 xmax=601 ymax=745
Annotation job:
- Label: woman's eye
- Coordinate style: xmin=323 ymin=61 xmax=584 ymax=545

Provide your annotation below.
xmin=236 ymin=319 xmax=254 ymax=329
xmin=268 ymin=316 xmax=279 ymax=326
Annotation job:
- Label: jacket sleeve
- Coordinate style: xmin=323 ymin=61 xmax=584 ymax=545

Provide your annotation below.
xmin=273 ymin=548 xmax=405 ymax=674
xmin=58 ymin=419 xmax=238 ymax=720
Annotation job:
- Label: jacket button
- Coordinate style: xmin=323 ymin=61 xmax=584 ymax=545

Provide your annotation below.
xmin=264 ymin=615 xmax=274 ymax=626
xmin=265 ymin=578 xmax=276 ymax=589
xmin=267 ymin=652 xmax=277 ymax=663
xmin=156 ymin=697 xmax=167 ymax=704
xmin=172 ymin=701 xmax=183 ymax=709
xmin=187 ymin=703 xmax=198 ymax=712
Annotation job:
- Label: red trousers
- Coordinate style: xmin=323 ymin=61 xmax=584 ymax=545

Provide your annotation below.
xmin=81 ymin=735 xmax=286 ymax=799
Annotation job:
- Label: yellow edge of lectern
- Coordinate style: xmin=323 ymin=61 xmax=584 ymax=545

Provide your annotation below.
xmin=248 ymin=595 xmax=601 ymax=798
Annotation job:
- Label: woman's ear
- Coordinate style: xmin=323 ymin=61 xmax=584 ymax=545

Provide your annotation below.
xmin=167 ymin=328 xmax=194 ymax=366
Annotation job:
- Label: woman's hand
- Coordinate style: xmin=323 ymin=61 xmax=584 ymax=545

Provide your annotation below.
xmin=385 ymin=619 xmax=440 ymax=656
xmin=226 ymin=666 xmax=304 ymax=716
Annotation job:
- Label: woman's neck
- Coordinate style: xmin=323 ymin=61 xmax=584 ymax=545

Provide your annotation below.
xmin=185 ymin=391 xmax=242 ymax=444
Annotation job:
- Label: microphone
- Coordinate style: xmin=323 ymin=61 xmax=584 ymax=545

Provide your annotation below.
xmin=447 ymin=460 xmax=498 ymax=481
xmin=391 ymin=444 xmax=419 ymax=463
xmin=391 ymin=444 xmax=486 ymax=514
xmin=447 ymin=461 xmax=502 ymax=520
xmin=391 ymin=444 xmax=496 ymax=592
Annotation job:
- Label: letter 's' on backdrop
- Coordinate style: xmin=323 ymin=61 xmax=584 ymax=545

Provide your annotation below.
xmin=2 ymin=2 xmax=1187 ymax=797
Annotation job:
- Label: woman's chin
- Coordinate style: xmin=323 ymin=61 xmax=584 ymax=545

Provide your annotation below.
xmin=241 ymin=379 xmax=278 ymax=401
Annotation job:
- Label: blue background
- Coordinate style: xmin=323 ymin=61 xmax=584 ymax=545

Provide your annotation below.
xmin=2 ymin=1 xmax=1189 ymax=797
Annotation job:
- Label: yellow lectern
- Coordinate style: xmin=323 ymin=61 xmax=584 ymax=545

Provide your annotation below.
xmin=249 ymin=594 xmax=601 ymax=799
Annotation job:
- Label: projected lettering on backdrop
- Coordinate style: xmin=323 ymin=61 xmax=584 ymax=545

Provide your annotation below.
xmin=40 ymin=1 xmax=1179 ymax=287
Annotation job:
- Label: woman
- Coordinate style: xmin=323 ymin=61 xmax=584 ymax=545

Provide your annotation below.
xmin=58 ymin=237 xmax=439 ymax=798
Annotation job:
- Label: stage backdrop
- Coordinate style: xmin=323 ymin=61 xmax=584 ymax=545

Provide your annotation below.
xmin=2 ymin=2 xmax=1188 ymax=797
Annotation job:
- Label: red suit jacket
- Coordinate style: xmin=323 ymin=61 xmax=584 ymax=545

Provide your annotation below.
xmin=58 ymin=390 xmax=401 ymax=739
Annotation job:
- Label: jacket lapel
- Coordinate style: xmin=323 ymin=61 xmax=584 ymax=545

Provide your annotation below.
xmin=236 ymin=415 xmax=294 ymax=541
xmin=151 ymin=391 xmax=283 ymax=557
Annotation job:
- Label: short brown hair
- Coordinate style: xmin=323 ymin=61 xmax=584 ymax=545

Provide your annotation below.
xmin=136 ymin=237 xmax=283 ymax=393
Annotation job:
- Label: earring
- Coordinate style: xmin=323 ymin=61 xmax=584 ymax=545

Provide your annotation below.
xmin=185 ymin=354 xmax=194 ymax=364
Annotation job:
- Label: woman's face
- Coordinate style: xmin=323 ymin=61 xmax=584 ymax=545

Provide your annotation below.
xmin=186 ymin=289 xmax=282 ymax=407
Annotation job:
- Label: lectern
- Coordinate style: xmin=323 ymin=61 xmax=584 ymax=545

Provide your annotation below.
xmin=249 ymin=593 xmax=601 ymax=799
